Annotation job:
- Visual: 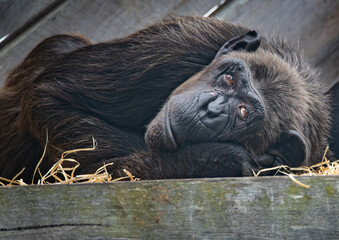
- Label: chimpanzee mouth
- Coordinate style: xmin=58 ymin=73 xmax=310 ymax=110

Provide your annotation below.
xmin=164 ymin=103 xmax=178 ymax=150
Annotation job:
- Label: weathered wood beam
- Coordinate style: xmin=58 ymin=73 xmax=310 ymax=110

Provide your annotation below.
xmin=0 ymin=176 xmax=337 ymax=239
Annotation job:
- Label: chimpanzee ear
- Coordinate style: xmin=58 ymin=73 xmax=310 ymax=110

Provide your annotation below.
xmin=215 ymin=30 xmax=261 ymax=59
xmin=267 ymin=130 xmax=308 ymax=167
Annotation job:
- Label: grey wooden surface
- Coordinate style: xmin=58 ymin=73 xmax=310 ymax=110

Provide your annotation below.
xmin=0 ymin=0 xmax=219 ymax=85
xmin=0 ymin=0 xmax=55 ymax=39
xmin=0 ymin=0 xmax=338 ymax=90
xmin=0 ymin=176 xmax=337 ymax=239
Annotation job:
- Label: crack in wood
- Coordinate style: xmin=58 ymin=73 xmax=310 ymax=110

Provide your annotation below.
xmin=0 ymin=223 xmax=109 ymax=232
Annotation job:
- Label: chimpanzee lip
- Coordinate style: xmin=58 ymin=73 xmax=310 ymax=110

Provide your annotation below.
xmin=164 ymin=103 xmax=178 ymax=150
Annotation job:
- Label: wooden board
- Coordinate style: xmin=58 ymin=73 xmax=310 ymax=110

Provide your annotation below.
xmin=0 ymin=176 xmax=338 ymax=239
xmin=0 ymin=0 xmax=57 ymax=40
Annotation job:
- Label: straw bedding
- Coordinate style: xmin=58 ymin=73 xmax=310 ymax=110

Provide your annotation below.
xmin=0 ymin=140 xmax=337 ymax=188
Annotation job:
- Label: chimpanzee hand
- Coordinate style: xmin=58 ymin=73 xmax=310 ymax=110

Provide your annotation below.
xmin=147 ymin=129 xmax=307 ymax=179
xmin=147 ymin=142 xmax=261 ymax=179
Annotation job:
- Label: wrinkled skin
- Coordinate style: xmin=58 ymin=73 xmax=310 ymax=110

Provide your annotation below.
xmin=146 ymin=58 xmax=266 ymax=151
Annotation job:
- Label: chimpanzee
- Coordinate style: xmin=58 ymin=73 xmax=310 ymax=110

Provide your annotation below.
xmin=0 ymin=16 xmax=331 ymax=181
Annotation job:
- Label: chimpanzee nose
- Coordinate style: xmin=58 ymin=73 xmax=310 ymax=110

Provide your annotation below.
xmin=198 ymin=91 xmax=218 ymax=107
xmin=198 ymin=91 xmax=229 ymax=133
xmin=206 ymin=93 xmax=225 ymax=117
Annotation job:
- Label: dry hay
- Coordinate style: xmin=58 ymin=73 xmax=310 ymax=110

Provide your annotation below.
xmin=253 ymin=146 xmax=339 ymax=188
xmin=0 ymin=136 xmax=337 ymax=188
xmin=0 ymin=137 xmax=138 ymax=187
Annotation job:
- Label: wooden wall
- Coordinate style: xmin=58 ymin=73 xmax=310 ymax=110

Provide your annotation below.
xmin=0 ymin=0 xmax=338 ymax=90
xmin=0 ymin=0 xmax=219 ymax=85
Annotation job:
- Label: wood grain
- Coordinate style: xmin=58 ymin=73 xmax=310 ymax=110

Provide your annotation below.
xmin=0 ymin=0 xmax=219 ymax=85
xmin=0 ymin=176 xmax=337 ymax=239
xmin=0 ymin=0 xmax=56 ymax=40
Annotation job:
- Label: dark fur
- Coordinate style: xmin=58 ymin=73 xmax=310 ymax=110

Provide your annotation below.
xmin=0 ymin=16 xmax=331 ymax=181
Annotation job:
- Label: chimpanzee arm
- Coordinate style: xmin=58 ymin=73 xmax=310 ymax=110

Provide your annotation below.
xmin=19 ymin=82 xmax=147 ymax=174
xmin=147 ymin=143 xmax=260 ymax=178
xmin=83 ymin=142 xmax=276 ymax=179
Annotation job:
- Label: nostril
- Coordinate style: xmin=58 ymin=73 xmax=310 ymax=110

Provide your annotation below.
xmin=207 ymin=101 xmax=223 ymax=117
xmin=198 ymin=92 xmax=229 ymax=133
xmin=206 ymin=93 xmax=226 ymax=117
xmin=207 ymin=111 xmax=219 ymax=118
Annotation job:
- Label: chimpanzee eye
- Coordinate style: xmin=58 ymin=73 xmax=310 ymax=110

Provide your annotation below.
xmin=239 ymin=106 xmax=249 ymax=119
xmin=223 ymin=73 xmax=235 ymax=87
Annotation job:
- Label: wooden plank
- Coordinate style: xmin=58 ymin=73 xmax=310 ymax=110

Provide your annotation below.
xmin=0 ymin=0 xmax=56 ymax=40
xmin=0 ymin=0 xmax=219 ymax=85
xmin=214 ymin=0 xmax=339 ymax=90
xmin=0 ymin=176 xmax=337 ymax=239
